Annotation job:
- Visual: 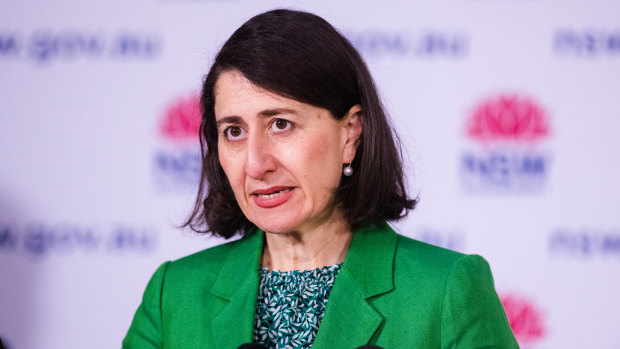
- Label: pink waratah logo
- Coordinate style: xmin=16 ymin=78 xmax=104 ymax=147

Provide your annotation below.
xmin=467 ymin=94 xmax=549 ymax=142
xmin=500 ymin=294 xmax=545 ymax=345
xmin=159 ymin=94 xmax=201 ymax=141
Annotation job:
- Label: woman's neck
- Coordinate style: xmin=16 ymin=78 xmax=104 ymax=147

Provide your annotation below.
xmin=261 ymin=216 xmax=352 ymax=272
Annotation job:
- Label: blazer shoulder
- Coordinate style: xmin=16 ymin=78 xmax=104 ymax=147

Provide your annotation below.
xmin=395 ymin=233 xmax=466 ymax=268
xmin=166 ymin=236 xmax=244 ymax=275
xmin=175 ymin=239 xmax=234 ymax=265
xmin=165 ymin=229 xmax=262 ymax=279
xmin=393 ymin=233 xmax=499 ymax=297
xmin=392 ymin=233 xmax=495 ymax=287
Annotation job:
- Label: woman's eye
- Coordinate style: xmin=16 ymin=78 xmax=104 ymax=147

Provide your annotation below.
xmin=224 ymin=126 xmax=246 ymax=140
xmin=271 ymin=118 xmax=292 ymax=132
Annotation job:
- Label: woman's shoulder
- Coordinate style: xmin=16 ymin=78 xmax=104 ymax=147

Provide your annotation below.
xmin=395 ymin=233 xmax=467 ymax=267
xmin=397 ymin=233 xmax=490 ymax=277
xmin=173 ymin=238 xmax=237 ymax=266
xmin=353 ymin=222 xmax=488 ymax=279
xmin=164 ymin=230 xmax=262 ymax=279
xmin=359 ymin=222 xmax=467 ymax=264
xmin=361 ymin=223 xmax=491 ymax=279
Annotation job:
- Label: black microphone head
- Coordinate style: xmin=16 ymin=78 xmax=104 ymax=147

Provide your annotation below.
xmin=356 ymin=346 xmax=384 ymax=349
xmin=237 ymin=344 xmax=268 ymax=349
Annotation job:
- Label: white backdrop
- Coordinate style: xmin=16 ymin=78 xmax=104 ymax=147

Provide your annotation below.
xmin=1 ymin=1 xmax=619 ymax=348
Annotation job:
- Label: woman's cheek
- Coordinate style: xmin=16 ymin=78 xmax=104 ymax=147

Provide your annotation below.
xmin=219 ymin=147 xmax=243 ymax=188
xmin=304 ymin=133 xmax=342 ymax=182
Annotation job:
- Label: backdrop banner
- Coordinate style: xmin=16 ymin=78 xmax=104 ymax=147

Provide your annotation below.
xmin=1 ymin=1 xmax=619 ymax=348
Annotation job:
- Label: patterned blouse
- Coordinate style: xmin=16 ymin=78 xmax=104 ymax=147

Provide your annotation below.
xmin=253 ymin=264 xmax=342 ymax=349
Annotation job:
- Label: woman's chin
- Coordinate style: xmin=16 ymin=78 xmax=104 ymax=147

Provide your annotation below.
xmin=254 ymin=221 xmax=298 ymax=235
xmin=245 ymin=204 xmax=305 ymax=234
xmin=249 ymin=213 xmax=305 ymax=234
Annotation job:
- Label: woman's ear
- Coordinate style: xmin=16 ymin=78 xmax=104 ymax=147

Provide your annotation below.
xmin=342 ymin=104 xmax=363 ymax=163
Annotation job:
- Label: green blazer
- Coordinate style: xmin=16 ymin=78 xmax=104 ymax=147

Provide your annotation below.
xmin=123 ymin=223 xmax=518 ymax=348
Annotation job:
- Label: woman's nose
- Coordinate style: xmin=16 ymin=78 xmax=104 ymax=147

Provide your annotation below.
xmin=244 ymin=134 xmax=277 ymax=180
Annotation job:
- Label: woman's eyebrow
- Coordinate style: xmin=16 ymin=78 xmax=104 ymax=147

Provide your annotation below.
xmin=216 ymin=116 xmax=244 ymax=127
xmin=259 ymin=108 xmax=298 ymax=117
xmin=216 ymin=108 xmax=299 ymax=126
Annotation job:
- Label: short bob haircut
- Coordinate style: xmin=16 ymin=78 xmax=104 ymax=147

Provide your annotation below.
xmin=185 ymin=9 xmax=417 ymax=238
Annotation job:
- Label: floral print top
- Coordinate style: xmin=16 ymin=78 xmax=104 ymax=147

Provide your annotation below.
xmin=253 ymin=263 xmax=342 ymax=349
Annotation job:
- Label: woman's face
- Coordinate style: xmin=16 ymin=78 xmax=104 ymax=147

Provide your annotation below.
xmin=214 ymin=71 xmax=361 ymax=235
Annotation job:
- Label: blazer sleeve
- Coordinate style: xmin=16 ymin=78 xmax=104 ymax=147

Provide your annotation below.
xmin=440 ymin=254 xmax=519 ymax=349
xmin=122 ymin=262 xmax=171 ymax=349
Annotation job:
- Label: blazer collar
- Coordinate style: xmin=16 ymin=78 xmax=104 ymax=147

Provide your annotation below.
xmin=209 ymin=230 xmax=264 ymax=348
xmin=207 ymin=222 xmax=398 ymax=348
xmin=341 ymin=222 xmax=397 ymax=298
xmin=312 ymin=222 xmax=398 ymax=348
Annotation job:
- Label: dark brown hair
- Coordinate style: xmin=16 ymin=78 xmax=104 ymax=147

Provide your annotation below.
xmin=185 ymin=9 xmax=417 ymax=238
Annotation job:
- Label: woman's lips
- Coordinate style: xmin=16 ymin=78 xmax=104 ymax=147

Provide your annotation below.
xmin=251 ymin=187 xmax=295 ymax=208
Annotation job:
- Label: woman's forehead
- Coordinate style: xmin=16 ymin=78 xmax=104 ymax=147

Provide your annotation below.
xmin=214 ymin=71 xmax=306 ymax=119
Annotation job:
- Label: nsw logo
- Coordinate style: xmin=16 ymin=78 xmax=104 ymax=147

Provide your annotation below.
xmin=499 ymin=293 xmax=545 ymax=347
xmin=152 ymin=93 xmax=202 ymax=190
xmin=460 ymin=94 xmax=552 ymax=193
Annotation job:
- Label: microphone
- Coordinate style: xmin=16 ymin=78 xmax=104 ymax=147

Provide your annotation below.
xmin=356 ymin=346 xmax=384 ymax=349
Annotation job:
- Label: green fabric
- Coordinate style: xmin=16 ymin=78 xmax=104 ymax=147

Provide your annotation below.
xmin=123 ymin=222 xmax=519 ymax=348
xmin=254 ymin=264 xmax=341 ymax=348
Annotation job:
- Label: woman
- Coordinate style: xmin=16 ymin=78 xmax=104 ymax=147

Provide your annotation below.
xmin=124 ymin=9 xmax=518 ymax=349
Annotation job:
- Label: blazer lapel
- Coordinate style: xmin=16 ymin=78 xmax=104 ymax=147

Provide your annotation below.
xmin=312 ymin=223 xmax=398 ymax=348
xmin=209 ymin=230 xmax=264 ymax=349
